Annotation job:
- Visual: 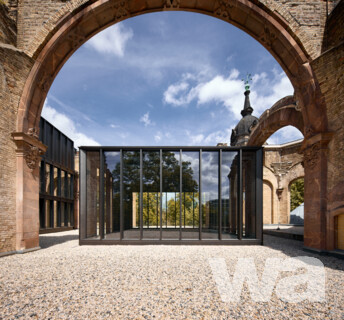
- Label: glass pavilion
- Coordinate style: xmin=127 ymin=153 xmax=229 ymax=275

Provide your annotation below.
xmin=79 ymin=146 xmax=262 ymax=244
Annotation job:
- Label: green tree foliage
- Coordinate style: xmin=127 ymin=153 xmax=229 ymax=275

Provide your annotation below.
xmin=107 ymin=151 xmax=200 ymax=228
xmin=290 ymin=178 xmax=304 ymax=211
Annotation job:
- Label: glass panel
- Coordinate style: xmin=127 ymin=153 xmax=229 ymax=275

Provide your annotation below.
xmin=45 ymin=200 xmax=52 ymax=228
xmin=53 ymin=201 xmax=57 ymax=228
xmin=61 ymin=171 xmax=66 ymax=197
xmin=67 ymin=203 xmax=72 ymax=227
xmin=104 ymin=152 xmax=120 ymax=240
xmin=222 ymin=151 xmax=238 ymax=239
xmin=39 ymin=199 xmax=45 ymax=229
xmin=182 ymin=152 xmax=200 ymax=240
xmin=202 ymin=151 xmax=219 ymax=240
xmin=143 ymin=151 xmax=160 ymax=240
xmin=64 ymin=202 xmax=68 ymax=227
xmin=39 ymin=161 xmax=44 ymax=193
xmin=123 ymin=151 xmax=140 ymax=239
xmin=60 ymin=202 xmax=65 ymax=227
xmin=243 ymin=151 xmax=256 ymax=238
xmin=162 ymin=151 xmax=180 ymax=240
xmin=66 ymin=174 xmax=71 ymax=198
xmin=86 ymin=151 xmax=100 ymax=238
xmin=53 ymin=167 xmax=58 ymax=196
xmin=45 ymin=164 xmax=50 ymax=194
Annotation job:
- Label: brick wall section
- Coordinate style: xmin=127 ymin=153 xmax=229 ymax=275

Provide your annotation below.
xmin=312 ymin=42 xmax=344 ymax=212
xmin=323 ymin=0 xmax=344 ymax=52
xmin=8 ymin=0 xmax=330 ymax=60
xmin=0 ymin=45 xmax=33 ymax=253
xmin=16 ymin=0 xmax=66 ymax=51
xmin=0 ymin=4 xmax=16 ymax=45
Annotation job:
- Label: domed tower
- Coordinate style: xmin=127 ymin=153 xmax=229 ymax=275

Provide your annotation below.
xmin=230 ymin=75 xmax=258 ymax=146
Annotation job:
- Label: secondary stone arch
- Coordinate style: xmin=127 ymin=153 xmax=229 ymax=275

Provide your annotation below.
xmin=16 ymin=0 xmax=328 ymax=135
xmin=247 ymin=96 xmax=305 ymax=146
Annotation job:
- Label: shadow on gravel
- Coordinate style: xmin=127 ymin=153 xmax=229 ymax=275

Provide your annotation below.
xmin=263 ymin=235 xmax=344 ymax=271
xmin=39 ymin=234 xmax=79 ymax=249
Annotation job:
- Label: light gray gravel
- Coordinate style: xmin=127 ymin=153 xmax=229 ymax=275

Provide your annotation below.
xmin=1 ymin=230 xmax=343 ymax=319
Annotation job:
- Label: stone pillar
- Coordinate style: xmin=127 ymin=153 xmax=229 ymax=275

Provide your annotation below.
xmin=271 ymin=162 xmax=293 ymax=226
xmin=12 ymin=131 xmax=47 ymax=252
xmin=302 ymin=133 xmax=332 ymax=251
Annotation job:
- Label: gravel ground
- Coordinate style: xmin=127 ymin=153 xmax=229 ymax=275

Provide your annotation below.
xmin=0 ymin=230 xmax=343 ymax=319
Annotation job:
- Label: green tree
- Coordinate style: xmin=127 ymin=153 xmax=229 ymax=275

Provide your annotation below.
xmin=290 ymin=178 xmax=304 ymax=211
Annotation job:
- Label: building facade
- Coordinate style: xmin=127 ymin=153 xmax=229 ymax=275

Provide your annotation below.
xmin=38 ymin=117 xmax=78 ymax=233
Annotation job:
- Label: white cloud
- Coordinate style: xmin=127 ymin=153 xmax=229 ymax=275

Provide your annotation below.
xmin=42 ymin=100 xmax=100 ymax=148
xmin=110 ymin=123 xmax=119 ymax=129
xmin=87 ymin=24 xmax=133 ymax=57
xmin=163 ymin=69 xmax=294 ymax=120
xmin=140 ymin=111 xmax=154 ymax=127
xmin=154 ymin=132 xmax=162 ymax=143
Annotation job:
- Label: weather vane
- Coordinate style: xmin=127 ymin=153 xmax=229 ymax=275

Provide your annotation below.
xmin=242 ymin=73 xmax=252 ymax=91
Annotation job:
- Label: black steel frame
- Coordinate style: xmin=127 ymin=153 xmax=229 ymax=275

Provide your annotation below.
xmin=79 ymin=146 xmax=263 ymax=245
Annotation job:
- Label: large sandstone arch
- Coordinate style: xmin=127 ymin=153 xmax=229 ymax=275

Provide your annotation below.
xmin=16 ymin=0 xmax=328 ymax=134
xmin=7 ymin=0 xmax=336 ymax=253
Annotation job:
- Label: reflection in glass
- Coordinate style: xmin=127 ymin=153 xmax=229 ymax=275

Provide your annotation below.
xmin=45 ymin=164 xmax=51 ymax=194
xmin=86 ymin=151 xmax=100 ymax=238
xmin=243 ymin=151 xmax=256 ymax=238
xmin=104 ymin=152 xmax=120 ymax=240
xmin=123 ymin=151 xmax=140 ymax=239
xmin=45 ymin=200 xmax=52 ymax=228
xmin=222 ymin=152 xmax=238 ymax=239
xmin=39 ymin=162 xmax=44 ymax=193
xmin=60 ymin=202 xmax=65 ymax=227
xmin=202 ymin=151 xmax=219 ymax=239
xmin=143 ymin=151 xmax=160 ymax=239
xmin=162 ymin=151 xmax=180 ymax=239
xmin=182 ymin=152 xmax=199 ymax=239
xmin=61 ymin=171 xmax=66 ymax=197
xmin=53 ymin=168 xmax=58 ymax=196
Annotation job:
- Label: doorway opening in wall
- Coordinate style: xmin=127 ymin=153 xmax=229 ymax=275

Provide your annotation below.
xmin=261 ymin=126 xmax=304 ymax=233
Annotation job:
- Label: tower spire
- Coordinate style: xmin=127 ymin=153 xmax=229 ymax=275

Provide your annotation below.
xmin=241 ymin=73 xmax=253 ymax=117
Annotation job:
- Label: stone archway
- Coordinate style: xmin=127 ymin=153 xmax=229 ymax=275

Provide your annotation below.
xmin=12 ymin=0 xmax=331 ymax=252
xmin=247 ymin=96 xmax=304 ymax=146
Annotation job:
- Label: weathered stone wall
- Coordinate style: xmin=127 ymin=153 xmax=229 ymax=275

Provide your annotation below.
xmin=0 ymin=45 xmax=33 ymax=253
xmin=313 ymin=43 xmax=344 ymax=216
xmin=323 ymin=0 xmax=344 ymax=51
xmin=0 ymin=0 xmax=331 ymax=60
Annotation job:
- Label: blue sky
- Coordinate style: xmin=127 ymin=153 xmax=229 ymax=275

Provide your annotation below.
xmin=42 ymin=12 xmax=303 ymax=148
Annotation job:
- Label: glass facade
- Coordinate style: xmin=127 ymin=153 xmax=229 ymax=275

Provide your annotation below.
xmin=80 ymin=147 xmax=263 ymax=244
xmin=39 ymin=117 xmax=75 ymax=232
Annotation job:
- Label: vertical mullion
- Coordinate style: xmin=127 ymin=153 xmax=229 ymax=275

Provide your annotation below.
xmin=140 ymin=149 xmax=143 ymax=240
xmin=99 ymin=149 xmax=104 ymax=239
xmin=179 ymin=149 xmax=182 ymax=240
xmin=238 ymin=149 xmax=243 ymax=240
xmin=120 ymin=149 xmax=123 ymax=240
xmin=199 ymin=149 xmax=202 ymax=240
xmin=160 ymin=149 xmax=162 ymax=240
xmin=79 ymin=150 xmax=86 ymax=240
xmin=219 ymin=149 xmax=222 ymax=240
